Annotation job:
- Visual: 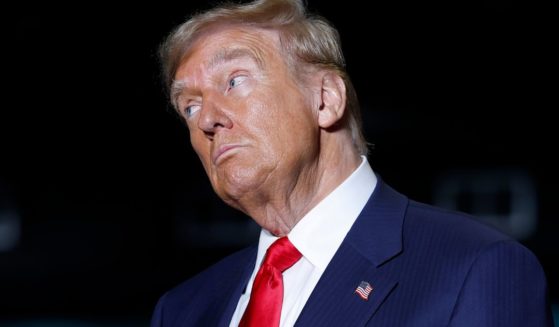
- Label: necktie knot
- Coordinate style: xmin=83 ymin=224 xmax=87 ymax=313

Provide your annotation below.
xmin=263 ymin=237 xmax=302 ymax=273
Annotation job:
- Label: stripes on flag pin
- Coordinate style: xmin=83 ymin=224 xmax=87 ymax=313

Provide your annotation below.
xmin=354 ymin=281 xmax=373 ymax=301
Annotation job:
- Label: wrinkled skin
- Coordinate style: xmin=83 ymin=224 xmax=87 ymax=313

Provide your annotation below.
xmin=173 ymin=26 xmax=360 ymax=235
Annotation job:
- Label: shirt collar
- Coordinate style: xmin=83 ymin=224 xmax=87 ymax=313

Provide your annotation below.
xmin=257 ymin=156 xmax=377 ymax=272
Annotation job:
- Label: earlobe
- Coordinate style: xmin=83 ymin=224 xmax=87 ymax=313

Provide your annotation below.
xmin=317 ymin=72 xmax=347 ymax=129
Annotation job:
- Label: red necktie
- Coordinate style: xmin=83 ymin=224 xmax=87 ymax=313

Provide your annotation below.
xmin=239 ymin=237 xmax=302 ymax=327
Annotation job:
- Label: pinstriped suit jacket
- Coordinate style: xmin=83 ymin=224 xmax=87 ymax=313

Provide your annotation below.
xmin=151 ymin=178 xmax=553 ymax=326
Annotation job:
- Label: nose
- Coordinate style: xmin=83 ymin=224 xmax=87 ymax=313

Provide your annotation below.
xmin=197 ymin=94 xmax=233 ymax=138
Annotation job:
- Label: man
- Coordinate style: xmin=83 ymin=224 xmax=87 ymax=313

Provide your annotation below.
xmin=151 ymin=0 xmax=552 ymax=326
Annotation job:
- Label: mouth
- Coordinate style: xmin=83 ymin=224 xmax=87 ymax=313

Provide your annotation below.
xmin=212 ymin=144 xmax=242 ymax=164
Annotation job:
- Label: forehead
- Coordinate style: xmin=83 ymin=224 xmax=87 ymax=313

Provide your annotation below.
xmin=179 ymin=26 xmax=283 ymax=75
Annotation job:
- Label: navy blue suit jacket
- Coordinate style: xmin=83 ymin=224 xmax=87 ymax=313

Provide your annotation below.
xmin=151 ymin=179 xmax=553 ymax=326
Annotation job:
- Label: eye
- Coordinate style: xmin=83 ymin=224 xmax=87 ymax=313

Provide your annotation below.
xmin=183 ymin=104 xmax=201 ymax=118
xmin=228 ymin=75 xmax=247 ymax=90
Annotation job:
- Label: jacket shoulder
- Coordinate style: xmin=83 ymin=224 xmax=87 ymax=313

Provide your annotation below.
xmin=151 ymin=244 xmax=257 ymax=327
xmin=406 ymin=200 xmax=513 ymax=246
xmin=168 ymin=244 xmax=256 ymax=299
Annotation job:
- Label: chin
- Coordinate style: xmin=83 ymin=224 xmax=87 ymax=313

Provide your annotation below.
xmin=211 ymin=162 xmax=275 ymax=208
xmin=212 ymin=178 xmax=256 ymax=210
xmin=216 ymin=182 xmax=253 ymax=204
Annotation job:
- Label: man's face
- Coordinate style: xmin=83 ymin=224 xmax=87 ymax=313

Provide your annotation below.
xmin=173 ymin=27 xmax=320 ymax=210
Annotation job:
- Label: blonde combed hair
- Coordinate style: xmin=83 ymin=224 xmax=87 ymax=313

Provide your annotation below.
xmin=159 ymin=0 xmax=368 ymax=155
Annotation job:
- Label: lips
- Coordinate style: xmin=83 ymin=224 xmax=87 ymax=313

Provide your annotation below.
xmin=212 ymin=144 xmax=242 ymax=164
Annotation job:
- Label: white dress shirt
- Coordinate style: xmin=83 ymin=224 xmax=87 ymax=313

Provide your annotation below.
xmin=229 ymin=157 xmax=377 ymax=327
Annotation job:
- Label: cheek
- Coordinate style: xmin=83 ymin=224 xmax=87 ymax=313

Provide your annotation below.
xmin=259 ymin=112 xmax=317 ymax=162
xmin=252 ymin=89 xmax=315 ymax=139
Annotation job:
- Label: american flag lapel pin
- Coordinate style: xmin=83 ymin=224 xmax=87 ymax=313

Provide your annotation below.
xmin=354 ymin=281 xmax=373 ymax=301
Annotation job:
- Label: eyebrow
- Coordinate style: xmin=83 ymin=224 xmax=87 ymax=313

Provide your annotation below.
xmin=171 ymin=47 xmax=265 ymax=107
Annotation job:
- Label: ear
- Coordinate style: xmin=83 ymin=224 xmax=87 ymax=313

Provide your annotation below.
xmin=317 ymin=72 xmax=347 ymax=129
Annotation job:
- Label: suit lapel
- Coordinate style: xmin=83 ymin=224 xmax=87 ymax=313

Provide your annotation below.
xmin=215 ymin=246 xmax=258 ymax=327
xmin=295 ymin=179 xmax=408 ymax=326
xmin=294 ymin=242 xmax=399 ymax=326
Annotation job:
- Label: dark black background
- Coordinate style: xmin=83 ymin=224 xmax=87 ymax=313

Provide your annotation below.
xmin=3 ymin=0 xmax=556 ymax=324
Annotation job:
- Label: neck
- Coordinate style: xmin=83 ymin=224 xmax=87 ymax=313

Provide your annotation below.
xmin=239 ymin=135 xmax=361 ymax=237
